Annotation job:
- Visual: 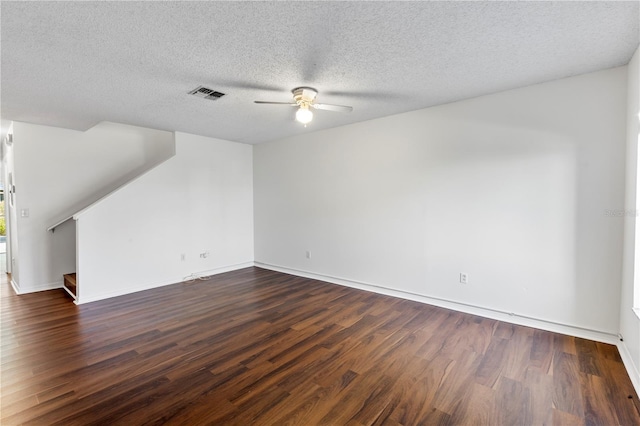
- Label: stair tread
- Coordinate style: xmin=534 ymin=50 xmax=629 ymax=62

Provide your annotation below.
xmin=63 ymin=273 xmax=77 ymax=297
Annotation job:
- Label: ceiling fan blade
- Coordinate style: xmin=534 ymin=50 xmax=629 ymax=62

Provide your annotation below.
xmin=312 ymin=103 xmax=353 ymax=113
xmin=254 ymin=101 xmax=298 ymax=106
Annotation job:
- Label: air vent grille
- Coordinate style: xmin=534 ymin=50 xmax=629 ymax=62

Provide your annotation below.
xmin=188 ymin=86 xmax=226 ymax=101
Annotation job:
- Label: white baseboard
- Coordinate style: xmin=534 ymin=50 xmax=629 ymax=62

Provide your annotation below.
xmin=254 ymin=262 xmax=619 ymax=345
xmin=618 ymin=339 xmax=640 ymax=397
xmin=10 ymin=279 xmax=63 ymax=295
xmin=76 ymin=276 xmax=182 ymax=305
xmin=76 ymin=261 xmax=255 ymax=305
xmin=10 ymin=278 xmax=20 ymax=294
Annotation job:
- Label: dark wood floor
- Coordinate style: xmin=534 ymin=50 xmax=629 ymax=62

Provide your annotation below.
xmin=1 ymin=267 xmax=638 ymax=425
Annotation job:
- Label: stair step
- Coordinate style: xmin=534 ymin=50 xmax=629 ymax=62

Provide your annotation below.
xmin=63 ymin=273 xmax=77 ymax=298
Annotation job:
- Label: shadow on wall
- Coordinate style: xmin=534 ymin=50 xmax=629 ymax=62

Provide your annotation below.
xmin=46 ymin=121 xmax=176 ymax=227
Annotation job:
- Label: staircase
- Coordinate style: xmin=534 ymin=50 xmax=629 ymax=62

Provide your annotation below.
xmin=63 ymin=273 xmax=77 ymax=300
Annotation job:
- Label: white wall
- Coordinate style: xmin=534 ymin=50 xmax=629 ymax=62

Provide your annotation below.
xmin=254 ymin=67 xmax=627 ymax=338
xmin=621 ymin=45 xmax=640 ymax=392
xmin=75 ymin=132 xmax=254 ymax=303
xmin=10 ymin=121 xmax=174 ymax=292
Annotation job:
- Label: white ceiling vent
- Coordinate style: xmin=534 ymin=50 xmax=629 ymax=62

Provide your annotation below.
xmin=188 ymin=86 xmax=225 ymax=101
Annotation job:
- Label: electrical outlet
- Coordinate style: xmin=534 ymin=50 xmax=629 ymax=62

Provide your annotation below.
xmin=306 ymin=250 xmax=311 ymax=259
xmin=181 ymin=253 xmax=185 ymax=261
xmin=460 ymin=273 xmax=468 ymax=284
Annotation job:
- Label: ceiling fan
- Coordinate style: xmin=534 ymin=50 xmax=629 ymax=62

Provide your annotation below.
xmin=254 ymin=87 xmax=353 ymax=125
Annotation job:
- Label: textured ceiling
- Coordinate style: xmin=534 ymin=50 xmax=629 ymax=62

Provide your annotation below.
xmin=1 ymin=1 xmax=639 ymax=144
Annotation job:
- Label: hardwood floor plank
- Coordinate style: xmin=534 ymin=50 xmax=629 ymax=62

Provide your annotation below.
xmin=317 ymin=373 xmax=395 ymax=425
xmin=388 ymin=356 xmax=453 ymax=425
xmin=600 ymin=358 xmax=640 ymax=424
xmin=494 ymin=376 xmax=532 ymax=425
xmin=552 ymin=352 xmax=586 ymax=418
xmin=1 ymin=267 xmax=637 ymax=425
xmin=575 ymin=338 xmax=603 ymax=376
xmin=553 ymin=407 xmax=585 ymax=425
xmin=449 ymin=382 xmax=495 ymax=425
xmin=347 ymin=329 xmax=411 ymax=377
xmin=149 ymin=394 xmax=238 ymax=426
xmin=554 ymin=332 xmax=578 ymax=356
xmin=502 ymin=326 xmax=535 ymax=382
xmin=431 ymin=349 xmax=482 ymax=415
xmin=277 ymin=370 xmax=360 ymax=425
xmin=277 ymin=343 xmax=353 ymax=392
xmin=530 ymin=328 xmax=554 ymax=374
xmin=86 ymin=369 xmax=221 ymax=426
xmin=256 ymin=382 xmax=324 ymax=425
xmin=524 ymin=367 xmax=554 ymax=426
xmin=415 ymin=407 xmax=452 ymax=426
xmin=474 ymin=337 xmax=509 ymax=388
xmin=579 ymin=373 xmax=621 ymax=426
xmin=228 ymin=344 xmax=329 ymax=406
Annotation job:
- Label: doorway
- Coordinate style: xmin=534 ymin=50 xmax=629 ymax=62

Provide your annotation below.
xmin=0 ymin=184 xmax=5 ymax=274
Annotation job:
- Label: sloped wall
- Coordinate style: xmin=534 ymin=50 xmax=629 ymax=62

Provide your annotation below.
xmin=10 ymin=121 xmax=174 ymax=292
xmin=75 ymin=132 xmax=254 ymax=303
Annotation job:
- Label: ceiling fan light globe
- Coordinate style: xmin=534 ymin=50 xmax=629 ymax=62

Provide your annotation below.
xmin=296 ymin=107 xmax=313 ymax=124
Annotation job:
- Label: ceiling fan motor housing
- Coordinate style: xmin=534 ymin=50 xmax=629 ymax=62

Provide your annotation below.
xmin=292 ymin=87 xmax=318 ymax=106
